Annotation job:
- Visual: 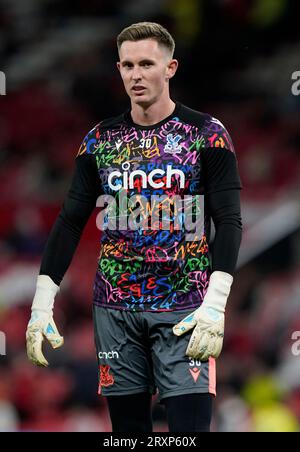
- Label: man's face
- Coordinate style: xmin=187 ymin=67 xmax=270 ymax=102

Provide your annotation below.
xmin=117 ymin=39 xmax=177 ymax=107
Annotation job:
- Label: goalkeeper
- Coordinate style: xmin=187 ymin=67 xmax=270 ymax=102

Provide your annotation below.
xmin=26 ymin=22 xmax=242 ymax=432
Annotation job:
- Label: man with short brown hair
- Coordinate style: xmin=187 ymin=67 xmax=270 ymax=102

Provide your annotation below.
xmin=26 ymin=22 xmax=242 ymax=432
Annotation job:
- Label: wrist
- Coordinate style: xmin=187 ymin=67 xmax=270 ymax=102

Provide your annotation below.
xmin=202 ymin=271 xmax=233 ymax=313
xmin=31 ymin=275 xmax=59 ymax=314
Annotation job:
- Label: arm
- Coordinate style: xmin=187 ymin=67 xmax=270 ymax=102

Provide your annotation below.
xmin=173 ymin=194 xmax=243 ymax=360
xmin=208 ymin=188 xmax=243 ymax=275
xmin=40 ymin=154 xmax=101 ymax=284
xmin=173 ymin=123 xmax=243 ymax=360
xmin=26 ymin=154 xmax=101 ymax=366
xmin=174 ymin=189 xmax=242 ymax=360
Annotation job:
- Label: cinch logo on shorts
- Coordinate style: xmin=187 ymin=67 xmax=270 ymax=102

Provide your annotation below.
xmin=98 ymin=350 xmax=119 ymax=359
xmin=98 ymin=365 xmax=115 ymax=394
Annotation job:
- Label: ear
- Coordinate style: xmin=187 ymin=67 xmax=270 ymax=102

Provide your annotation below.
xmin=116 ymin=61 xmax=121 ymax=72
xmin=166 ymin=59 xmax=178 ymax=80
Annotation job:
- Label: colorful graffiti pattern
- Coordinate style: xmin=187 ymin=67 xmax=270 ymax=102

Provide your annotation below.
xmin=78 ymin=110 xmax=235 ymax=311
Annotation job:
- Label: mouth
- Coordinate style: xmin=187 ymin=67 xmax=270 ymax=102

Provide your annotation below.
xmin=132 ymin=86 xmax=146 ymax=93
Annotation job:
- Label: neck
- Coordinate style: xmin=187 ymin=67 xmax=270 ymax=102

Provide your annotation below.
xmin=130 ymin=97 xmax=176 ymax=126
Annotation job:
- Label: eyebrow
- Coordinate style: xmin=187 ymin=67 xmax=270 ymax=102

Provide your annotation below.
xmin=121 ymin=59 xmax=155 ymax=66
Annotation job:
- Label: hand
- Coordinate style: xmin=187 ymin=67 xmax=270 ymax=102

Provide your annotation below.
xmin=173 ymin=271 xmax=233 ymax=361
xmin=26 ymin=275 xmax=63 ymax=367
xmin=26 ymin=310 xmax=64 ymax=367
xmin=173 ymin=304 xmax=224 ymax=361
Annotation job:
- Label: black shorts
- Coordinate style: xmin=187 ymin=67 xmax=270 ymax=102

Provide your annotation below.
xmin=93 ymin=305 xmax=216 ymax=401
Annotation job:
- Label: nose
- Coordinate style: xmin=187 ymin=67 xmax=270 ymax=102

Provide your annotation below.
xmin=132 ymin=66 xmax=142 ymax=81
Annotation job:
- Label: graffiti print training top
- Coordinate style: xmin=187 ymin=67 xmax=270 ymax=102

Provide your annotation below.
xmin=40 ymin=102 xmax=242 ymax=311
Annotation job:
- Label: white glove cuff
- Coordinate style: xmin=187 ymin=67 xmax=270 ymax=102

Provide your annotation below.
xmin=31 ymin=275 xmax=59 ymax=313
xmin=202 ymin=271 xmax=233 ymax=313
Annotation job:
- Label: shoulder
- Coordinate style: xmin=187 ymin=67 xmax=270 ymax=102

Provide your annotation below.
xmin=178 ymin=104 xmax=235 ymax=152
xmin=77 ymin=113 xmax=125 ymax=157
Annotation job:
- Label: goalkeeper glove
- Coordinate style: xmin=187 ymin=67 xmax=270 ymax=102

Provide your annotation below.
xmin=173 ymin=271 xmax=233 ymax=361
xmin=26 ymin=275 xmax=64 ymax=367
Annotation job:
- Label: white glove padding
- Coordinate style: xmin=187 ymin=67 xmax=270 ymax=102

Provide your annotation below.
xmin=26 ymin=275 xmax=64 ymax=367
xmin=173 ymin=271 xmax=233 ymax=361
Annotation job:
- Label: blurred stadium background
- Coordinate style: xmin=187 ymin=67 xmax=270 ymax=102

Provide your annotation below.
xmin=1 ymin=0 xmax=300 ymax=432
